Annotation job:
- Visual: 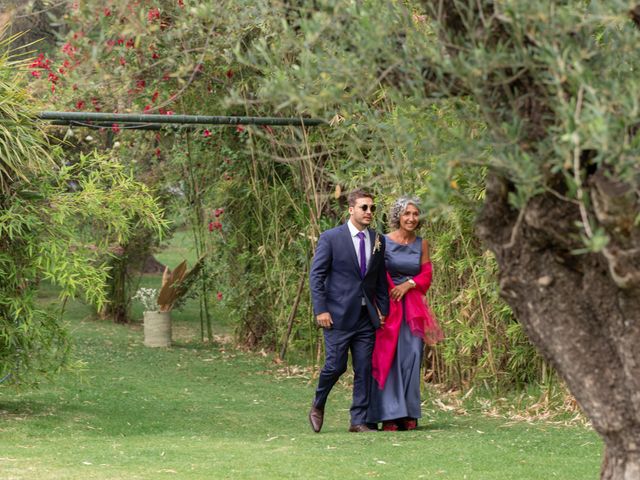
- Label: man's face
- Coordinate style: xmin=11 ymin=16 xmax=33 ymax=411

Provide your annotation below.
xmin=349 ymin=196 xmax=375 ymax=229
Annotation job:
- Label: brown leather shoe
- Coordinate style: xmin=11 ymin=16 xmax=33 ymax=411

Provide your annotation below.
xmin=309 ymin=405 xmax=324 ymax=433
xmin=348 ymin=424 xmax=377 ymax=433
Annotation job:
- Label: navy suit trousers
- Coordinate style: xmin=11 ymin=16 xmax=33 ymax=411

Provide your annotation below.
xmin=313 ymin=307 xmax=375 ymax=425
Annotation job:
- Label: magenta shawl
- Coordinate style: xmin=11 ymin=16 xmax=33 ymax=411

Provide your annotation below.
xmin=371 ymin=261 xmax=444 ymax=390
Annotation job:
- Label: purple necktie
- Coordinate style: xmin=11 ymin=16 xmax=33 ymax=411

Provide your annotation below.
xmin=357 ymin=231 xmax=366 ymax=278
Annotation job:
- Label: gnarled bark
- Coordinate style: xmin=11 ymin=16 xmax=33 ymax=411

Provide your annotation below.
xmin=477 ymin=173 xmax=640 ymax=480
xmin=419 ymin=1 xmax=640 ymax=476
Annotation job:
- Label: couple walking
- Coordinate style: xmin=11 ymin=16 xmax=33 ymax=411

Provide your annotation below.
xmin=308 ymin=189 xmax=443 ymax=433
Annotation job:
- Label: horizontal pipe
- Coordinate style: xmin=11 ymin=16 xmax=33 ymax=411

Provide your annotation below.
xmin=39 ymin=111 xmax=326 ymax=127
xmin=50 ymin=120 xmax=164 ymax=131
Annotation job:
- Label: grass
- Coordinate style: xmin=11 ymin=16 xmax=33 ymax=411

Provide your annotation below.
xmin=0 ymin=308 xmax=603 ymax=479
xmin=0 ymin=230 xmax=604 ymax=479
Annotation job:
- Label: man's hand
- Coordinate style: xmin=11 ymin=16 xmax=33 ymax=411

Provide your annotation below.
xmin=379 ymin=315 xmax=386 ymax=327
xmin=316 ymin=312 xmax=333 ymax=329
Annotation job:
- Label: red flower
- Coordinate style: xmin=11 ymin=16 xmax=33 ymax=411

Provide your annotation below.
xmin=235 ymin=125 xmax=245 ymax=133
xmin=152 ymin=52 xmax=160 ymax=60
xmin=112 ymin=123 xmax=120 ymax=133
xmin=203 ymin=129 xmax=211 ymax=138
xmin=117 ymin=37 xmax=124 ymax=46
xmin=226 ymin=69 xmax=233 ymax=79
xmin=178 ymin=0 xmax=184 ymax=7
xmin=126 ymin=38 xmax=135 ymax=48
xmin=165 ymin=110 xmax=174 ymax=115
xmin=151 ymin=90 xmax=159 ymax=102
xmin=104 ymin=7 xmax=111 ymax=16
xmin=214 ymin=208 xmax=224 ymax=217
xmin=61 ymin=43 xmax=75 ymax=57
xmin=216 ymin=292 xmax=223 ymax=301
xmin=136 ymin=79 xmax=146 ymax=89
xmin=58 ymin=67 xmax=66 ymax=75
xmin=147 ymin=7 xmax=160 ymax=21
xmin=210 ymin=221 xmax=222 ymax=231
xmin=30 ymin=53 xmax=52 ymax=71
xmin=162 ymin=73 xmax=170 ymax=81
xmin=143 ymin=104 xmax=152 ymax=112
xmin=119 ymin=56 xmax=126 ymax=66
xmin=155 ymin=148 xmax=161 ymax=157
xmin=31 ymin=70 xmax=41 ymax=78
xmin=48 ymin=72 xmax=59 ymax=83
xmin=75 ymin=100 xmax=85 ymax=110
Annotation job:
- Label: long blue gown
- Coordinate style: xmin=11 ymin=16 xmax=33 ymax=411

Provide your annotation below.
xmin=367 ymin=236 xmax=424 ymax=423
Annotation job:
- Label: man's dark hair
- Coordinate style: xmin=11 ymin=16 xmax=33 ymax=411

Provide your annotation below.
xmin=347 ymin=188 xmax=374 ymax=207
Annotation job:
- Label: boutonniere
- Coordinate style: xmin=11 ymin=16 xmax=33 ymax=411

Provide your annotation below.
xmin=373 ymin=233 xmax=382 ymax=254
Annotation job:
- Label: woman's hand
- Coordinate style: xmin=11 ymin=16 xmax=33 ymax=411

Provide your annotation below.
xmin=390 ymin=281 xmax=413 ymax=301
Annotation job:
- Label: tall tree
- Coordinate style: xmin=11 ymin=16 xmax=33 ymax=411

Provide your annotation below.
xmin=423 ymin=3 xmax=640 ymax=478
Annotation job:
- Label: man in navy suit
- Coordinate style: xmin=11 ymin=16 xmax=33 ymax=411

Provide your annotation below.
xmin=308 ymin=189 xmax=390 ymax=433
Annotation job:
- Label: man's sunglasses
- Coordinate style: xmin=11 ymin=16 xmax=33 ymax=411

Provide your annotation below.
xmin=357 ymin=204 xmax=376 ymax=213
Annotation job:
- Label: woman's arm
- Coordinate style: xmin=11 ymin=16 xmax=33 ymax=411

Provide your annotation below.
xmin=421 ymin=238 xmax=430 ymax=264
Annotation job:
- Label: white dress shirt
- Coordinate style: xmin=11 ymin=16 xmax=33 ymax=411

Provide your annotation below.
xmin=348 ymin=220 xmax=371 ymax=305
xmin=347 ymin=220 xmax=372 ymax=271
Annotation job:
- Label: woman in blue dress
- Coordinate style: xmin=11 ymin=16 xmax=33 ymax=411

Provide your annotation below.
xmin=368 ymin=196 xmax=443 ymax=431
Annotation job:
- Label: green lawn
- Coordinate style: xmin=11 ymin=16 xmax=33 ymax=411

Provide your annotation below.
xmin=0 ymin=302 xmax=602 ymax=480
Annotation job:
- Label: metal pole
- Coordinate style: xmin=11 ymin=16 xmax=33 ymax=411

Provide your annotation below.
xmin=50 ymin=120 xmax=164 ymax=131
xmin=38 ymin=111 xmax=326 ymax=127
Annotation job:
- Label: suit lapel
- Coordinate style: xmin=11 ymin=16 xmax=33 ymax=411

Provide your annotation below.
xmin=342 ymin=223 xmax=361 ymax=274
xmin=365 ymin=228 xmax=377 ymax=274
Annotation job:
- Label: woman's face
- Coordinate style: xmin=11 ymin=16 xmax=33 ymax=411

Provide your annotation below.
xmin=399 ymin=204 xmax=420 ymax=232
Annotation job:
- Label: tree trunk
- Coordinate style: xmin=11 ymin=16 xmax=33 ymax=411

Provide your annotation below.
xmin=602 ymin=448 xmax=640 ymax=480
xmin=476 ymin=174 xmax=640 ymax=480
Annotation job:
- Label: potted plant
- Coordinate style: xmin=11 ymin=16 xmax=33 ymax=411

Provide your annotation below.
xmin=133 ymin=258 xmax=204 ymax=347
xmin=133 ymin=287 xmax=171 ymax=347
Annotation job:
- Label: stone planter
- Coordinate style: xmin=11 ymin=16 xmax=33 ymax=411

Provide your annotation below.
xmin=143 ymin=310 xmax=171 ymax=347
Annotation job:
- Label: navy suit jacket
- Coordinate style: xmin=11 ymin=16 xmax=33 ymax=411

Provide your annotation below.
xmin=309 ymin=223 xmax=390 ymax=330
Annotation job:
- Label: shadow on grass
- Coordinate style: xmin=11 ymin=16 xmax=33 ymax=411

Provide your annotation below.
xmin=0 ymin=400 xmax=56 ymax=417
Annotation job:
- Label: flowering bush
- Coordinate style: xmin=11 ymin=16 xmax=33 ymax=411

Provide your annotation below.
xmin=133 ymin=288 xmax=159 ymax=312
